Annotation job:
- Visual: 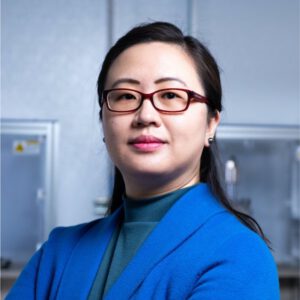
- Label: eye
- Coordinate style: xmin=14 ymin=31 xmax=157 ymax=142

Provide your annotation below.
xmin=115 ymin=92 xmax=137 ymax=101
xmin=120 ymin=93 xmax=135 ymax=100
xmin=161 ymin=92 xmax=180 ymax=100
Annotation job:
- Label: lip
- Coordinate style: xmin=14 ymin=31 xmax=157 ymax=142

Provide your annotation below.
xmin=128 ymin=135 xmax=166 ymax=152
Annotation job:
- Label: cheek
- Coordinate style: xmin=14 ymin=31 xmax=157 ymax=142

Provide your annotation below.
xmin=102 ymin=122 xmax=123 ymax=165
xmin=103 ymin=121 xmax=123 ymax=146
xmin=102 ymin=115 xmax=130 ymax=163
xmin=102 ymin=111 xmax=123 ymax=140
xmin=169 ymin=111 xmax=208 ymax=145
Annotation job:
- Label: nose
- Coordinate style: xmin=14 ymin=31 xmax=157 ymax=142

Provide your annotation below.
xmin=132 ymin=97 xmax=161 ymax=128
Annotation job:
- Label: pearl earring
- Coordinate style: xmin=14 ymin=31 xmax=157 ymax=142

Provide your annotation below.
xmin=208 ymin=137 xmax=214 ymax=145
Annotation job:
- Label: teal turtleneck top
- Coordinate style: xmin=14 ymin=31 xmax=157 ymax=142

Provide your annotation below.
xmin=88 ymin=185 xmax=196 ymax=299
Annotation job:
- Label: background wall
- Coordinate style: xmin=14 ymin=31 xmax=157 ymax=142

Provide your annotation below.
xmin=2 ymin=0 xmax=299 ymax=227
xmin=2 ymin=0 xmax=112 ymax=226
xmin=191 ymin=0 xmax=299 ymax=124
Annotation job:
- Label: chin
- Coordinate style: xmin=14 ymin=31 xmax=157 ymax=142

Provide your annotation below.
xmin=128 ymin=167 xmax=168 ymax=177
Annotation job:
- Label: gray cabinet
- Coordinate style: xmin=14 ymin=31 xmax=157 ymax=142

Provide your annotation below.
xmin=217 ymin=124 xmax=300 ymax=298
xmin=1 ymin=120 xmax=59 ymax=265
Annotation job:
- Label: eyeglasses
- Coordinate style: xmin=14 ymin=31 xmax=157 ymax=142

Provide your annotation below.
xmin=102 ymin=88 xmax=209 ymax=113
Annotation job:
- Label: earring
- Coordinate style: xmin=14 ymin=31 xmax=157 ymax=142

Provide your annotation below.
xmin=102 ymin=137 xmax=106 ymax=143
xmin=208 ymin=137 xmax=214 ymax=145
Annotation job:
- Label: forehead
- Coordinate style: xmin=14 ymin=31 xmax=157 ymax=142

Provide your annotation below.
xmin=105 ymin=42 xmax=203 ymax=91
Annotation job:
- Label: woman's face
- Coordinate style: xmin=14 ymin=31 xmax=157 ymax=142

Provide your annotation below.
xmin=102 ymin=42 xmax=219 ymax=197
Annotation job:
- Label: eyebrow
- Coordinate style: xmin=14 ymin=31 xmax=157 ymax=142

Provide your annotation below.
xmin=110 ymin=77 xmax=187 ymax=88
xmin=111 ymin=78 xmax=140 ymax=88
xmin=154 ymin=77 xmax=187 ymax=86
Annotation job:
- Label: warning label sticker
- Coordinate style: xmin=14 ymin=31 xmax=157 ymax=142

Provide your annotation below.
xmin=13 ymin=140 xmax=41 ymax=155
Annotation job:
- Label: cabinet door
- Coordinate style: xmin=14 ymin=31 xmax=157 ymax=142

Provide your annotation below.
xmin=1 ymin=134 xmax=46 ymax=264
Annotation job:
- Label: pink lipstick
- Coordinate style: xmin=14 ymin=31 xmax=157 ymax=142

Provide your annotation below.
xmin=128 ymin=135 xmax=166 ymax=152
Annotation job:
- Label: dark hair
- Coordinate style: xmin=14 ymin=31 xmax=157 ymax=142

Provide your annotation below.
xmin=97 ymin=22 xmax=269 ymax=244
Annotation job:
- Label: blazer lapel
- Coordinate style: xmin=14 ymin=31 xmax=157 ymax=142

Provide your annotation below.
xmin=56 ymin=208 xmax=122 ymax=300
xmin=105 ymin=184 xmax=226 ymax=300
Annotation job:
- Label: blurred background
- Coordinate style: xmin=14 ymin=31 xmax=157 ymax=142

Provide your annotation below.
xmin=1 ymin=0 xmax=299 ymax=298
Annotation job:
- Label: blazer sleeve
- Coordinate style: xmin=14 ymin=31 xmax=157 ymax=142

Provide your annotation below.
xmin=5 ymin=244 xmax=44 ymax=300
xmin=187 ymin=232 xmax=280 ymax=300
xmin=5 ymin=222 xmax=91 ymax=300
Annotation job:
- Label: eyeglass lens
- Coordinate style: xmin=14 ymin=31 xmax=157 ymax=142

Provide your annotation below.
xmin=106 ymin=89 xmax=189 ymax=112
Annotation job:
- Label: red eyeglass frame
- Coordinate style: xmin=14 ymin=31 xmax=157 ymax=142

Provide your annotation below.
xmin=101 ymin=88 xmax=209 ymax=113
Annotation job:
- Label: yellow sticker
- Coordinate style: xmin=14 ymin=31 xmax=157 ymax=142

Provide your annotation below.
xmin=13 ymin=140 xmax=41 ymax=155
xmin=15 ymin=143 xmax=24 ymax=153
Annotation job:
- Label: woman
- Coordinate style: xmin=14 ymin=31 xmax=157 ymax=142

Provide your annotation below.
xmin=7 ymin=22 xmax=279 ymax=299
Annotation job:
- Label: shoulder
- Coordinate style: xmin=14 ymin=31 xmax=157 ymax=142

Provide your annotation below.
xmin=171 ymin=183 xmax=278 ymax=274
xmin=6 ymin=217 xmax=113 ymax=299
xmin=188 ymin=212 xmax=280 ymax=299
xmin=41 ymin=208 xmax=123 ymax=263
xmin=44 ymin=216 xmax=113 ymax=257
xmin=197 ymin=209 xmax=275 ymax=266
xmin=209 ymin=215 xmax=276 ymax=273
xmin=36 ymin=219 xmax=101 ymax=268
xmin=47 ymin=218 xmax=101 ymax=247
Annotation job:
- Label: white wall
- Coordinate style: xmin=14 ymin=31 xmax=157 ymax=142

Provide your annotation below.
xmin=2 ymin=0 xmax=299 ymax=227
xmin=111 ymin=0 xmax=190 ymax=42
xmin=2 ymin=0 xmax=112 ymax=226
xmin=191 ymin=0 xmax=300 ymax=125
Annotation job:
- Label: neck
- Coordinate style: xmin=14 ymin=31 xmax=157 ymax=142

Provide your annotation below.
xmin=123 ymin=169 xmax=200 ymax=199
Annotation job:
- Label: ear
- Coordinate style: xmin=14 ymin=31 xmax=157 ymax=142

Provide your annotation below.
xmin=204 ymin=111 xmax=220 ymax=147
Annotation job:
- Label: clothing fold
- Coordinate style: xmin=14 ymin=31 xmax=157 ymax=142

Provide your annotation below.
xmin=6 ymin=183 xmax=280 ymax=300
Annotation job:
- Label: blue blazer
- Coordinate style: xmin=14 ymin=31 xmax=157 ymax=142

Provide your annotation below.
xmin=7 ymin=184 xmax=279 ymax=299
